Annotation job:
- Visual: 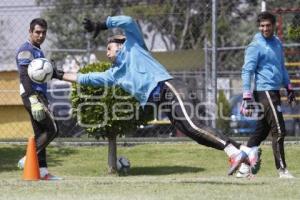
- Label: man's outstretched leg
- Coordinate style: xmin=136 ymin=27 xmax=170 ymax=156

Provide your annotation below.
xmin=162 ymin=80 xmax=261 ymax=175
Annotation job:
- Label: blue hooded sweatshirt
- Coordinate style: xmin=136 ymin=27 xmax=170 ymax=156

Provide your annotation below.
xmin=241 ymin=32 xmax=290 ymax=92
xmin=77 ymin=16 xmax=173 ymax=106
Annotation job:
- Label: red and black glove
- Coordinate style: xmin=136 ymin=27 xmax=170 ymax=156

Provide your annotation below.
xmin=240 ymin=91 xmax=254 ymax=117
xmin=286 ymin=84 xmax=296 ymax=104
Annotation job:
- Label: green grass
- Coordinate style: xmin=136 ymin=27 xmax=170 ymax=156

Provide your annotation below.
xmin=0 ymin=143 xmax=300 ymax=200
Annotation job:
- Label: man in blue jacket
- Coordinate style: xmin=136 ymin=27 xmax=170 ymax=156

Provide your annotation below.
xmin=53 ymin=15 xmax=261 ymax=175
xmin=238 ymin=11 xmax=296 ymax=178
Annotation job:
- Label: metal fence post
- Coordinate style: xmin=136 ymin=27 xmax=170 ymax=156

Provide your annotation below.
xmin=204 ymin=37 xmax=211 ymax=126
xmin=211 ymin=0 xmax=217 ymax=128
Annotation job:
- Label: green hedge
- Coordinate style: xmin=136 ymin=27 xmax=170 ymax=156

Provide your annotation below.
xmin=71 ymin=62 xmax=153 ymax=139
xmin=288 ymin=26 xmax=300 ymax=41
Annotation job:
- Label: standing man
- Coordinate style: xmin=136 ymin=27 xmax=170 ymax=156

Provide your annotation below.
xmin=52 ymin=15 xmax=261 ymax=176
xmin=16 ymin=18 xmax=61 ymax=180
xmin=238 ymin=11 xmax=296 ymax=178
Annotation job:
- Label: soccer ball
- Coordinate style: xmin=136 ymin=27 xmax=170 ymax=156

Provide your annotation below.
xmin=116 ymin=156 xmax=131 ymax=174
xmin=28 ymin=58 xmax=53 ymax=84
xmin=236 ymin=163 xmax=251 ymax=178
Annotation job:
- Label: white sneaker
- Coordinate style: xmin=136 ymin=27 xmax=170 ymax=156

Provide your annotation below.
xmin=236 ymin=163 xmax=251 ymax=178
xmin=246 ymin=146 xmax=261 ymax=174
xmin=279 ymin=168 xmax=294 ymax=179
xmin=40 ymin=173 xmax=63 ymax=181
xmin=40 ymin=167 xmax=63 ymax=181
xmin=17 ymin=156 xmax=26 ymax=169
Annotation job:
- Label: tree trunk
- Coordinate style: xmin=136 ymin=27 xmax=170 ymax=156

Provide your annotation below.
xmin=107 ymin=134 xmax=117 ymax=174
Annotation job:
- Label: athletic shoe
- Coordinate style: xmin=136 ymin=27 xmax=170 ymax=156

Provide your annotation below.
xmin=39 ymin=167 xmax=63 ymax=181
xmin=17 ymin=156 xmax=26 ymax=169
xmin=246 ymin=146 xmax=262 ymax=174
xmin=278 ymin=168 xmax=294 ymax=179
xmin=228 ymin=151 xmax=248 ymax=175
xmin=41 ymin=173 xmax=63 ymax=181
xmin=236 ymin=163 xmax=251 ymax=178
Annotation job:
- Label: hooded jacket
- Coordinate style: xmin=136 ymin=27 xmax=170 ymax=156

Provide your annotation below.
xmin=241 ymin=32 xmax=290 ymax=92
xmin=77 ymin=16 xmax=173 ymax=106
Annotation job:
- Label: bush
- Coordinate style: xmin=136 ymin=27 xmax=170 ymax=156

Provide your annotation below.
xmin=288 ymin=26 xmax=300 ymax=42
xmin=288 ymin=14 xmax=300 ymax=42
xmin=71 ymin=62 xmax=154 ymax=173
xmin=71 ymin=62 xmax=153 ymax=139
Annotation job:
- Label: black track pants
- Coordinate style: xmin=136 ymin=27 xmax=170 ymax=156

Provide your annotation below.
xmin=154 ymin=79 xmax=241 ymax=150
xmin=247 ymin=90 xmax=287 ymax=169
xmin=22 ymin=92 xmax=58 ymax=168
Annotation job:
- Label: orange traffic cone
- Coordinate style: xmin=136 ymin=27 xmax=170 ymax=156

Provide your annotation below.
xmin=22 ymin=136 xmax=40 ymax=181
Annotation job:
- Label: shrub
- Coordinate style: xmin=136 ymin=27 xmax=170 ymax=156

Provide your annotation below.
xmin=71 ymin=62 xmax=153 ymax=173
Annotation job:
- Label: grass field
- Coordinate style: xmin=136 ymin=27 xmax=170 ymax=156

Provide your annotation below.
xmin=0 ymin=142 xmax=300 ymax=200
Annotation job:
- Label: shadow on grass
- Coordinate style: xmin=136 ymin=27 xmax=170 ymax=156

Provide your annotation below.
xmin=0 ymin=146 xmax=78 ymax=173
xmin=129 ymin=166 xmax=204 ymax=176
xmin=46 ymin=148 xmax=79 ymax=168
xmin=0 ymin=146 xmax=25 ymax=172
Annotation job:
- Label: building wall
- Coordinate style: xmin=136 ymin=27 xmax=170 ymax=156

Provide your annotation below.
xmin=0 ymin=71 xmax=32 ymax=139
xmin=0 ymin=105 xmax=33 ymax=139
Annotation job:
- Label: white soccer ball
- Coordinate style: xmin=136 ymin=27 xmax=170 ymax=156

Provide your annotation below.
xmin=116 ymin=156 xmax=131 ymax=174
xmin=236 ymin=163 xmax=251 ymax=178
xmin=28 ymin=58 xmax=53 ymax=84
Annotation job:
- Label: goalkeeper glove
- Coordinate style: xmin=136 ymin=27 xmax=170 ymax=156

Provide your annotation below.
xmin=52 ymin=63 xmax=64 ymax=80
xmin=286 ymin=84 xmax=296 ymax=104
xmin=82 ymin=18 xmax=107 ymax=39
xmin=240 ymin=91 xmax=254 ymax=117
xmin=29 ymin=95 xmax=45 ymax=122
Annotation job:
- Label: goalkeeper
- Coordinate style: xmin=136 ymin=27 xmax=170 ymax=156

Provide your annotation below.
xmin=16 ymin=18 xmax=61 ymax=180
xmin=53 ymin=15 xmax=261 ymax=175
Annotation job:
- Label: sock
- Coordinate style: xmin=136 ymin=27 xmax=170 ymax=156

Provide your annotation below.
xmin=39 ymin=167 xmax=49 ymax=177
xmin=18 ymin=156 xmax=26 ymax=166
xmin=240 ymin=145 xmax=251 ymax=155
xmin=224 ymin=144 xmax=240 ymax=157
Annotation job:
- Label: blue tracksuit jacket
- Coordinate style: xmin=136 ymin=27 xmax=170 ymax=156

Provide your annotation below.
xmin=77 ymin=16 xmax=173 ymax=106
xmin=241 ymin=33 xmax=290 ymax=92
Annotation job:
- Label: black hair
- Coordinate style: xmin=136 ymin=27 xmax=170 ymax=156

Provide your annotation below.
xmin=107 ymin=35 xmax=126 ymax=45
xmin=30 ymin=18 xmax=47 ymax=32
xmin=257 ymin=11 xmax=276 ymax=25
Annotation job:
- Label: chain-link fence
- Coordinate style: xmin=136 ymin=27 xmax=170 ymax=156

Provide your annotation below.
xmin=0 ymin=0 xmax=299 ymax=140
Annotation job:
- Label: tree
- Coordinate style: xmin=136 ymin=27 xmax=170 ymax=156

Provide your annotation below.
xmin=123 ymin=1 xmax=211 ymax=50
xmin=36 ymin=0 xmax=118 ymax=66
xmin=123 ymin=0 xmax=261 ymax=70
xmin=36 ymin=0 xmax=269 ymax=71
xmin=288 ymin=14 xmax=300 ymax=42
xmin=71 ymin=62 xmax=153 ymax=174
xmin=267 ymin=1 xmax=300 ymax=9
xmin=37 ymin=0 xmax=258 ymax=52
